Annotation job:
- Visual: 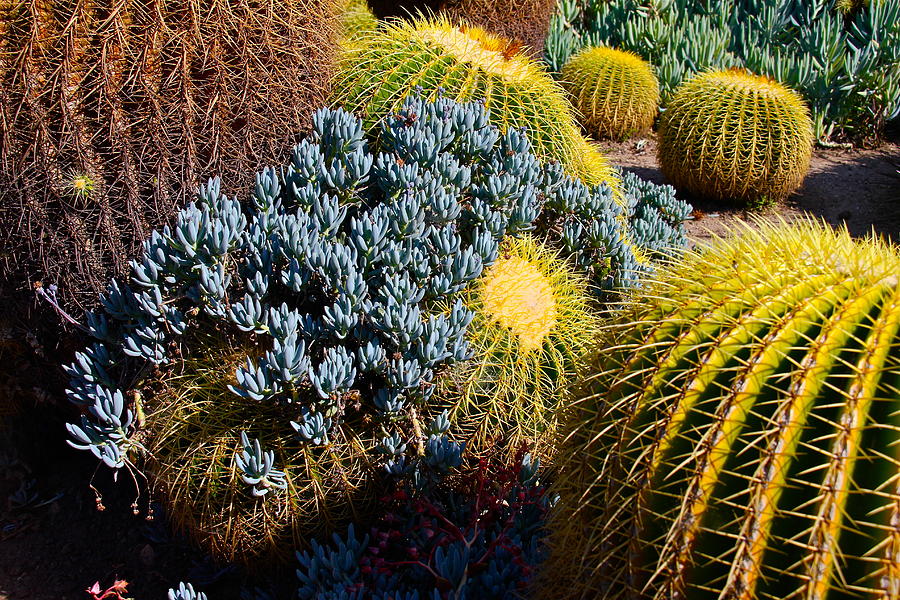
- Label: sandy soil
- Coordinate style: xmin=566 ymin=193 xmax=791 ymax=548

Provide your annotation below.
xmin=598 ymin=133 xmax=900 ymax=245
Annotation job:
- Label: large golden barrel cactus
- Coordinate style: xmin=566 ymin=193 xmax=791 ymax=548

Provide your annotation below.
xmin=657 ymin=68 xmax=813 ymax=205
xmin=561 ymin=46 xmax=660 ymax=141
xmin=331 ymin=17 xmax=618 ymax=188
xmin=0 ymin=0 xmax=340 ymax=308
xmin=365 ymin=0 xmax=557 ymax=56
xmin=540 ymin=219 xmax=900 ymax=600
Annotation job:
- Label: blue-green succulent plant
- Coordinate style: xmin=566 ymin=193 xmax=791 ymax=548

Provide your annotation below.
xmin=168 ymin=583 xmax=207 ymax=600
xmin=61 ymin=93 xmax=689 ymax=563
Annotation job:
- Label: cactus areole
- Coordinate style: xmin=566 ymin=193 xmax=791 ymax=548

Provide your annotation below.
xmin=543 ymin=219 xmax=900 ymax=600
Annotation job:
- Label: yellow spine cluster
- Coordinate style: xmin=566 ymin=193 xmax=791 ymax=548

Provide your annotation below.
xmin=440 ymin=235 xmax=602 ymax=459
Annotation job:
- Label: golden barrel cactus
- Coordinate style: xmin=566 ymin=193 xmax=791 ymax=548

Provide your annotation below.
xmin=365 ymin=0 xmax=557 ymax=56
xmin=657 ymin=68 xmax=813 ymax=205
xmin=540 ymin=219 xmax=900 ymax=600
xmin=331 ymin=17 xmax=619 ymax=189
xmin=440 ymin=235 xmax=602 ymax=459
xmin=0 ymin=0 xmax=340 ymax=308
xmin=145 ymin=338 xmax=379 ymax=567
xmin=561 ymin=46 xmax=660 ymax=141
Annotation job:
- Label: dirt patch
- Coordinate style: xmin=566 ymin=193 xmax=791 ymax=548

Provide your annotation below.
xmin=599 ymin=133 xmax=900 ymax=245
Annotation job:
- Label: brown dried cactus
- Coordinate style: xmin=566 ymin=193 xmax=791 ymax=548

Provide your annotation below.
xmin=365 ymin=0 xmax=556 ymax=56
xmin=0 ymin=0 xmax=340 ymax=312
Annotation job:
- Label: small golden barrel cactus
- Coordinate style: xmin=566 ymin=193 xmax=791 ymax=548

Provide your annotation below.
xmin=440 ymin=235 xmax=601 ymax=458
xmin=657 ymin=68 xmax=813 ymax=205
xmin=561 ymin=46 xmax=660 ymax=141
xmin=540 ymin=219 xmax=900 ymax=600
xmin=331 ymin=17 xmax=618 ymax=188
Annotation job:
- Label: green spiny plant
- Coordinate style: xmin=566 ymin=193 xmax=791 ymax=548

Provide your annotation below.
xmin=365 ymin=0 xmax=558 ymax=56
xmin=331 ymin=16 xmax=620 ymax=189
xmin=657 ymin=68 xmax=813 ymax=205
xmin=545 ymin=0 xmax=900 ymax=142
xmin=0 ymin=0 xmax=340 ymax=309
xmin=540 ymin=218 xmax=900 ymax=600
xmin=561 ymin=45 xmax=660 ymax=141
xmin=439 ymin=234 xmax=602 ymax=459
xmin=340 ymin=0 xmax=378 ymax=42
xmin=62 ymin=95 xmax=685 ymax=566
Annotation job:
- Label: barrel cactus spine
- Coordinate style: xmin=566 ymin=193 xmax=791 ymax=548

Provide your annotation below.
xmin=62 ymin=94 xmax=685 ymax=565
xmin=561 ymin=46 xmax=660 ymax=141
xmin=540 ymin=218 xmax=900 ymax=600
xmin=331 ymin=16 xmax=619 ymax=189
xmin=657 ymin=68 xmax=814 ymax=206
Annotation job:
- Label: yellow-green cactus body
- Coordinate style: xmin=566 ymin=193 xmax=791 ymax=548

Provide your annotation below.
xmin=331 ymin=18 xmax=618 ymax=189
xmin=541 ymin=219 xmax=900 ymax=600
xmin=657 ymin=69 xmax=813 ymax=205
xmin=440 ymin=235 xmax=601 ymax=458
xmin=146 ymin=339 xmax=379 ymax=567
xmin=340 ymin=0 xmax=377 ymax=43
xmin=561 ymin=46 xmax=659 ymax=141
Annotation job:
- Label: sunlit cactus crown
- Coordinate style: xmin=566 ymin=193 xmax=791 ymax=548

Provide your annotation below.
xmin=562 ymin=46 xmax=660 ymax=141
xmin=62 ymin=94 xmax=688 ymax=563
xmin=331 ymin=17 xmax=618 ymax=188
xmin=445 ymin=234 xmax=601 ymax=457
xmin=541 ymin=219 xmax=900 ymax=600
xmin=658 ymin=68 xmax=813 ymax=205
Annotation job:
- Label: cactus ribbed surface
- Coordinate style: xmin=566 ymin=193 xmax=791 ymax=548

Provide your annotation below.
xmin=366 ymin=0 xmax=557 ymax=56
xmin=0 ymin=0 xmax=339 ymax=308
xmin=331 ymin=17 xmax=618 ymax=188
xmin=441 ymin=235 xmax=601 ymax=458
xmin=562 ymin=46 xmax=659 ymax=141
xmin=541 ymin=219 xmax=900 ymax=600
xmin=658 ymin=68 xmax=813 ymax=205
